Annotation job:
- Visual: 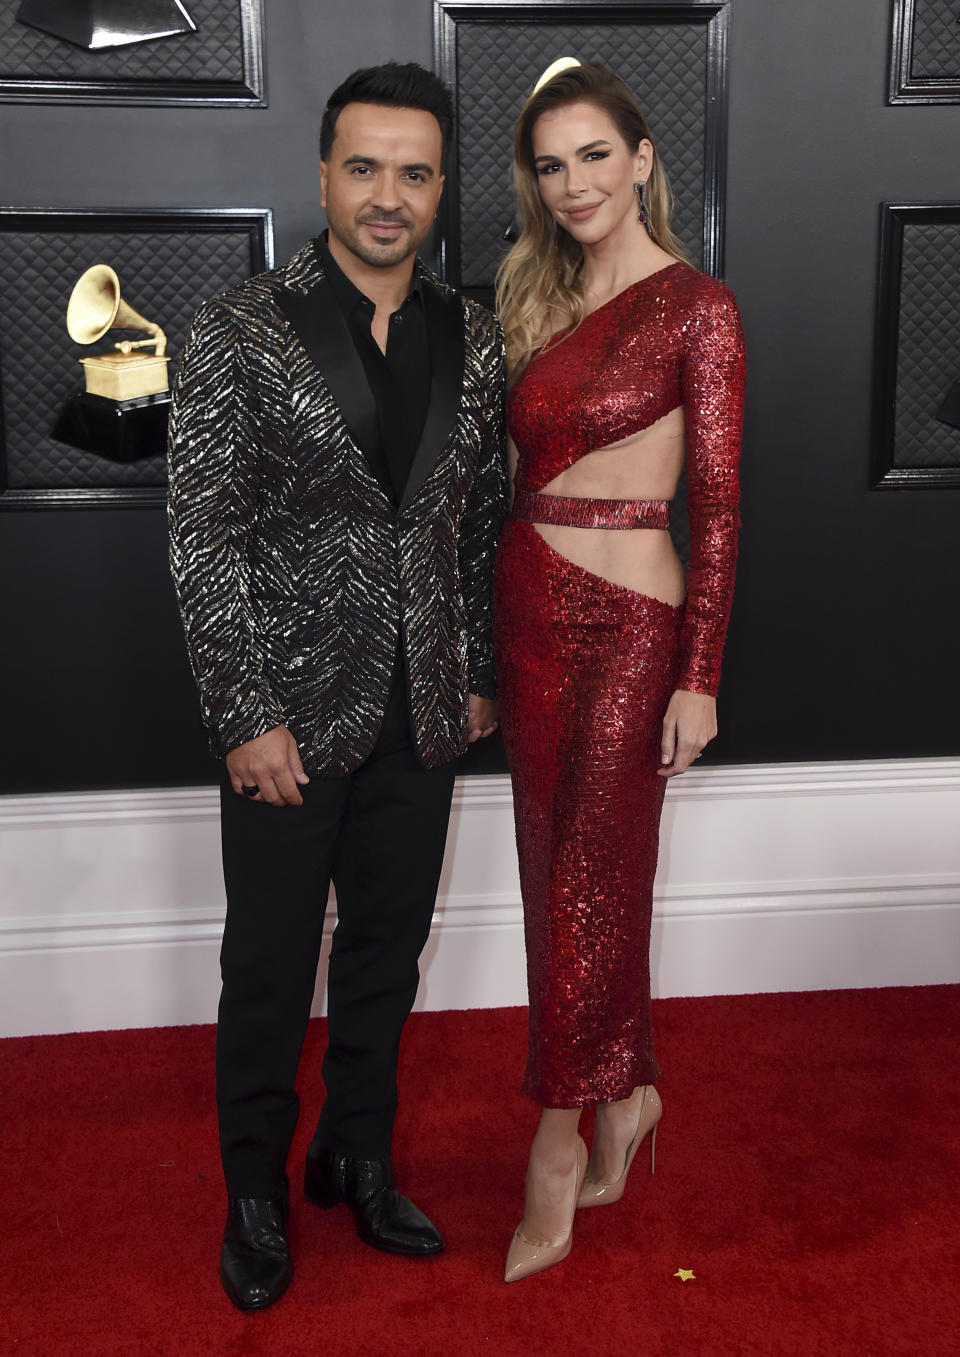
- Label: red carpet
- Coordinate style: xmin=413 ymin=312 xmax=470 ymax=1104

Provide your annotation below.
xmin=3 ymin=987 xmax=959 ymax=1356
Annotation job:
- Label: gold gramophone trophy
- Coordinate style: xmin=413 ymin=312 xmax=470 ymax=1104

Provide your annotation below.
xmin=54 ymin=264 xmax=173 ymax=461
xmin=67 ymin=264 xmax=170 ymax=399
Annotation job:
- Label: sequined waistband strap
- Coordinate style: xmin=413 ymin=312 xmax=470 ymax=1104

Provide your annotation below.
xmin=511 ymin=489 xmax=670 ymax=531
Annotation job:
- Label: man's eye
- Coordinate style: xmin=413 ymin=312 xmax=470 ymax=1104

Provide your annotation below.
xmin=406 ymin=172 xmax=424 ymax=184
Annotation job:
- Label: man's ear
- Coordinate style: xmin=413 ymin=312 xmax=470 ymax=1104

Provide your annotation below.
xmin=318 ymin=161 xmax=328 ymax=209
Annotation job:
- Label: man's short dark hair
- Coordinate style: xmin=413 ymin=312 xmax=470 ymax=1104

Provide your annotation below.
xmin=319 ymin=62 xmax=454 ymax=162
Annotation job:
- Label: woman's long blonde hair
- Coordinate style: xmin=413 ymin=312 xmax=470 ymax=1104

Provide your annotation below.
xmin=496 ymin=62 xmax=690 ymax=380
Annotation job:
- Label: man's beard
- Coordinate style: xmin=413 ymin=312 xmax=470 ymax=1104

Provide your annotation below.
xmin=334 ymin=212 xmax=421 ymax=268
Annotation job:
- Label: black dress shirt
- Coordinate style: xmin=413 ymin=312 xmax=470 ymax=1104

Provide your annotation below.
xmin=317 ymin=232 xmax=430 ymax=502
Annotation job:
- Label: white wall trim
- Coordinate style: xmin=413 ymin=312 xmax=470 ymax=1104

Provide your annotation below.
xmin=2 ymin=758 xmax=959 ymax=1036
xmin=4 ymin=876 xmax=959 ymax=951
xmin=4 ymin=756 xmax=957 ymax=829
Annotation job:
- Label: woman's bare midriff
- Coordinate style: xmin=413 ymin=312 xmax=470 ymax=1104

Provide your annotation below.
xmin=530 ymin=406 xmax=687 ymax=606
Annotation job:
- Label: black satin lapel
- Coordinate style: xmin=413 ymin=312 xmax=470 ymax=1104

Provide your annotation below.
xmin=276 ymin=281 xmax=389 ymax=492
xmin=399 ymin=284 xmax=465 ymax=512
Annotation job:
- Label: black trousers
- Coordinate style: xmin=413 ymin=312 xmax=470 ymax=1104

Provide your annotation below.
xmin=215 ymin=677 xmax=456 ymax=1198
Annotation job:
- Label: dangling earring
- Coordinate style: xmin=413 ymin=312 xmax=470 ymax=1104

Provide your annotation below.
xmin=634 ymin=179 xmax=649 ymax=227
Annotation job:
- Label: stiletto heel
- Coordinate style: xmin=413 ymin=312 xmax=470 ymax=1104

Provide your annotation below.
xmin=578 ymin=1085 xmax=662 ymax=1208
xmin=504 ymin=1135 xmax=587 ymax=1282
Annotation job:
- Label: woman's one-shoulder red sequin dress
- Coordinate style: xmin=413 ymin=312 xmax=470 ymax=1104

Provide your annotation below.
xmin=494 ymin=262 xmax=745 ymax=1107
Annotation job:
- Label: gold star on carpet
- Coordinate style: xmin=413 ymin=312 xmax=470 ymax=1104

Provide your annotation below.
xmin=674 ymin=1268 xmax=695 ymax=1282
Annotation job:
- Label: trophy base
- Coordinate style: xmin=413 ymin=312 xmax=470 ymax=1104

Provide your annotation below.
xmin=80 ymin=352 xmax=170 ymax=401
xmin=53 ymin=390 xmax=172 ymax=463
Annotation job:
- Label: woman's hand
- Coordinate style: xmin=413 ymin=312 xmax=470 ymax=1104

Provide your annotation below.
xmin=658 ymin=689 xmax=717 ymax=778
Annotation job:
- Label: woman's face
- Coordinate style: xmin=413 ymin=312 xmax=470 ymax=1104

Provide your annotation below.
xmin=530 ymin=100 xmax=651 ymax=247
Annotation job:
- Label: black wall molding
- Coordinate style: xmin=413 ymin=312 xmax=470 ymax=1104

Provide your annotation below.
xmin=872 ymin=202 xmax=960 ymax=490
xmin=0 ymin=0 xmax=266 ymax=107
xmin=434 ymin=1 xmax=730 ymax=292
xmin=0 ymin=207 xmax=274 ymax=510
xmin=889 ymin=0 xmax=960 ymax=105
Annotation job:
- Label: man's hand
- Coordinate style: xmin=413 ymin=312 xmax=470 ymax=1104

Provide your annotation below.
xmin=658 ymin=689 xmax=717 ymax=778
xmin=225 ymin=725 xmax=311 ymax=806
xmin=467 ymin=695 xmax=499 ymax=743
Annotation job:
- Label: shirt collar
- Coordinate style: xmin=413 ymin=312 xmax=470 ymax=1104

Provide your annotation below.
xmin=317 ymin=230 xmax=423 ymax=318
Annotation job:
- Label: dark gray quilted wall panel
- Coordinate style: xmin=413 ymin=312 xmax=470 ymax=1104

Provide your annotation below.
xmin=453 ymin=19 xmax=708 ymax=287
xmin=894 ymin=221 xmax=960 ymax=468
xmin=0 ymin=0 xmax=243 ymax=81
xmin=909 ymin=0 xmax=960 ymax=81
xmin=0 ymin=224 xmax=260 ymax=489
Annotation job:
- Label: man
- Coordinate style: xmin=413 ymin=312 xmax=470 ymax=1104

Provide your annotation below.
xmin=168 ymin=62 xmax=507 ymax=1311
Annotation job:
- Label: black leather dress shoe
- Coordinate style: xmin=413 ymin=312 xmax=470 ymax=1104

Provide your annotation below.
xmin=219 ymin=1196 xmax=293 ymax=1311
xmin=304 ymin=1146 xmax=444 ymax=1257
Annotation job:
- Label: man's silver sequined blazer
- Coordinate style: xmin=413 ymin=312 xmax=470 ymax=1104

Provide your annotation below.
xmin=168 ymin=239 xmax=508 ymax=775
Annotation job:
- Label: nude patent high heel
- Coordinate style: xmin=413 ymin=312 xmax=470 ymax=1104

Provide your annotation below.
xmin=504 ymin=1135 xmax=588 ymax=1283
xmin=577 ymin=1084 xmax=662 ymax=1208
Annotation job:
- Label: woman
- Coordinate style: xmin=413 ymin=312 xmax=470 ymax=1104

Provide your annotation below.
xmin=493 ymin=60 xmax=745 ymax=1282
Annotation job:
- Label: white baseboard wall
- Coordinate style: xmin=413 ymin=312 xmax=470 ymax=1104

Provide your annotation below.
xmin=1 ymin=759 xmax=958 ymax=1038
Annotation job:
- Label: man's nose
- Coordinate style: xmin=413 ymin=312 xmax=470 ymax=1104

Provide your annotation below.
xmin=372 ymin=172 xmax=402 ymax=210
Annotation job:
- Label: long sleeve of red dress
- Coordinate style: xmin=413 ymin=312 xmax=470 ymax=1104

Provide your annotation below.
xmin=676 ymin=282 xmax=746 ymax=694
